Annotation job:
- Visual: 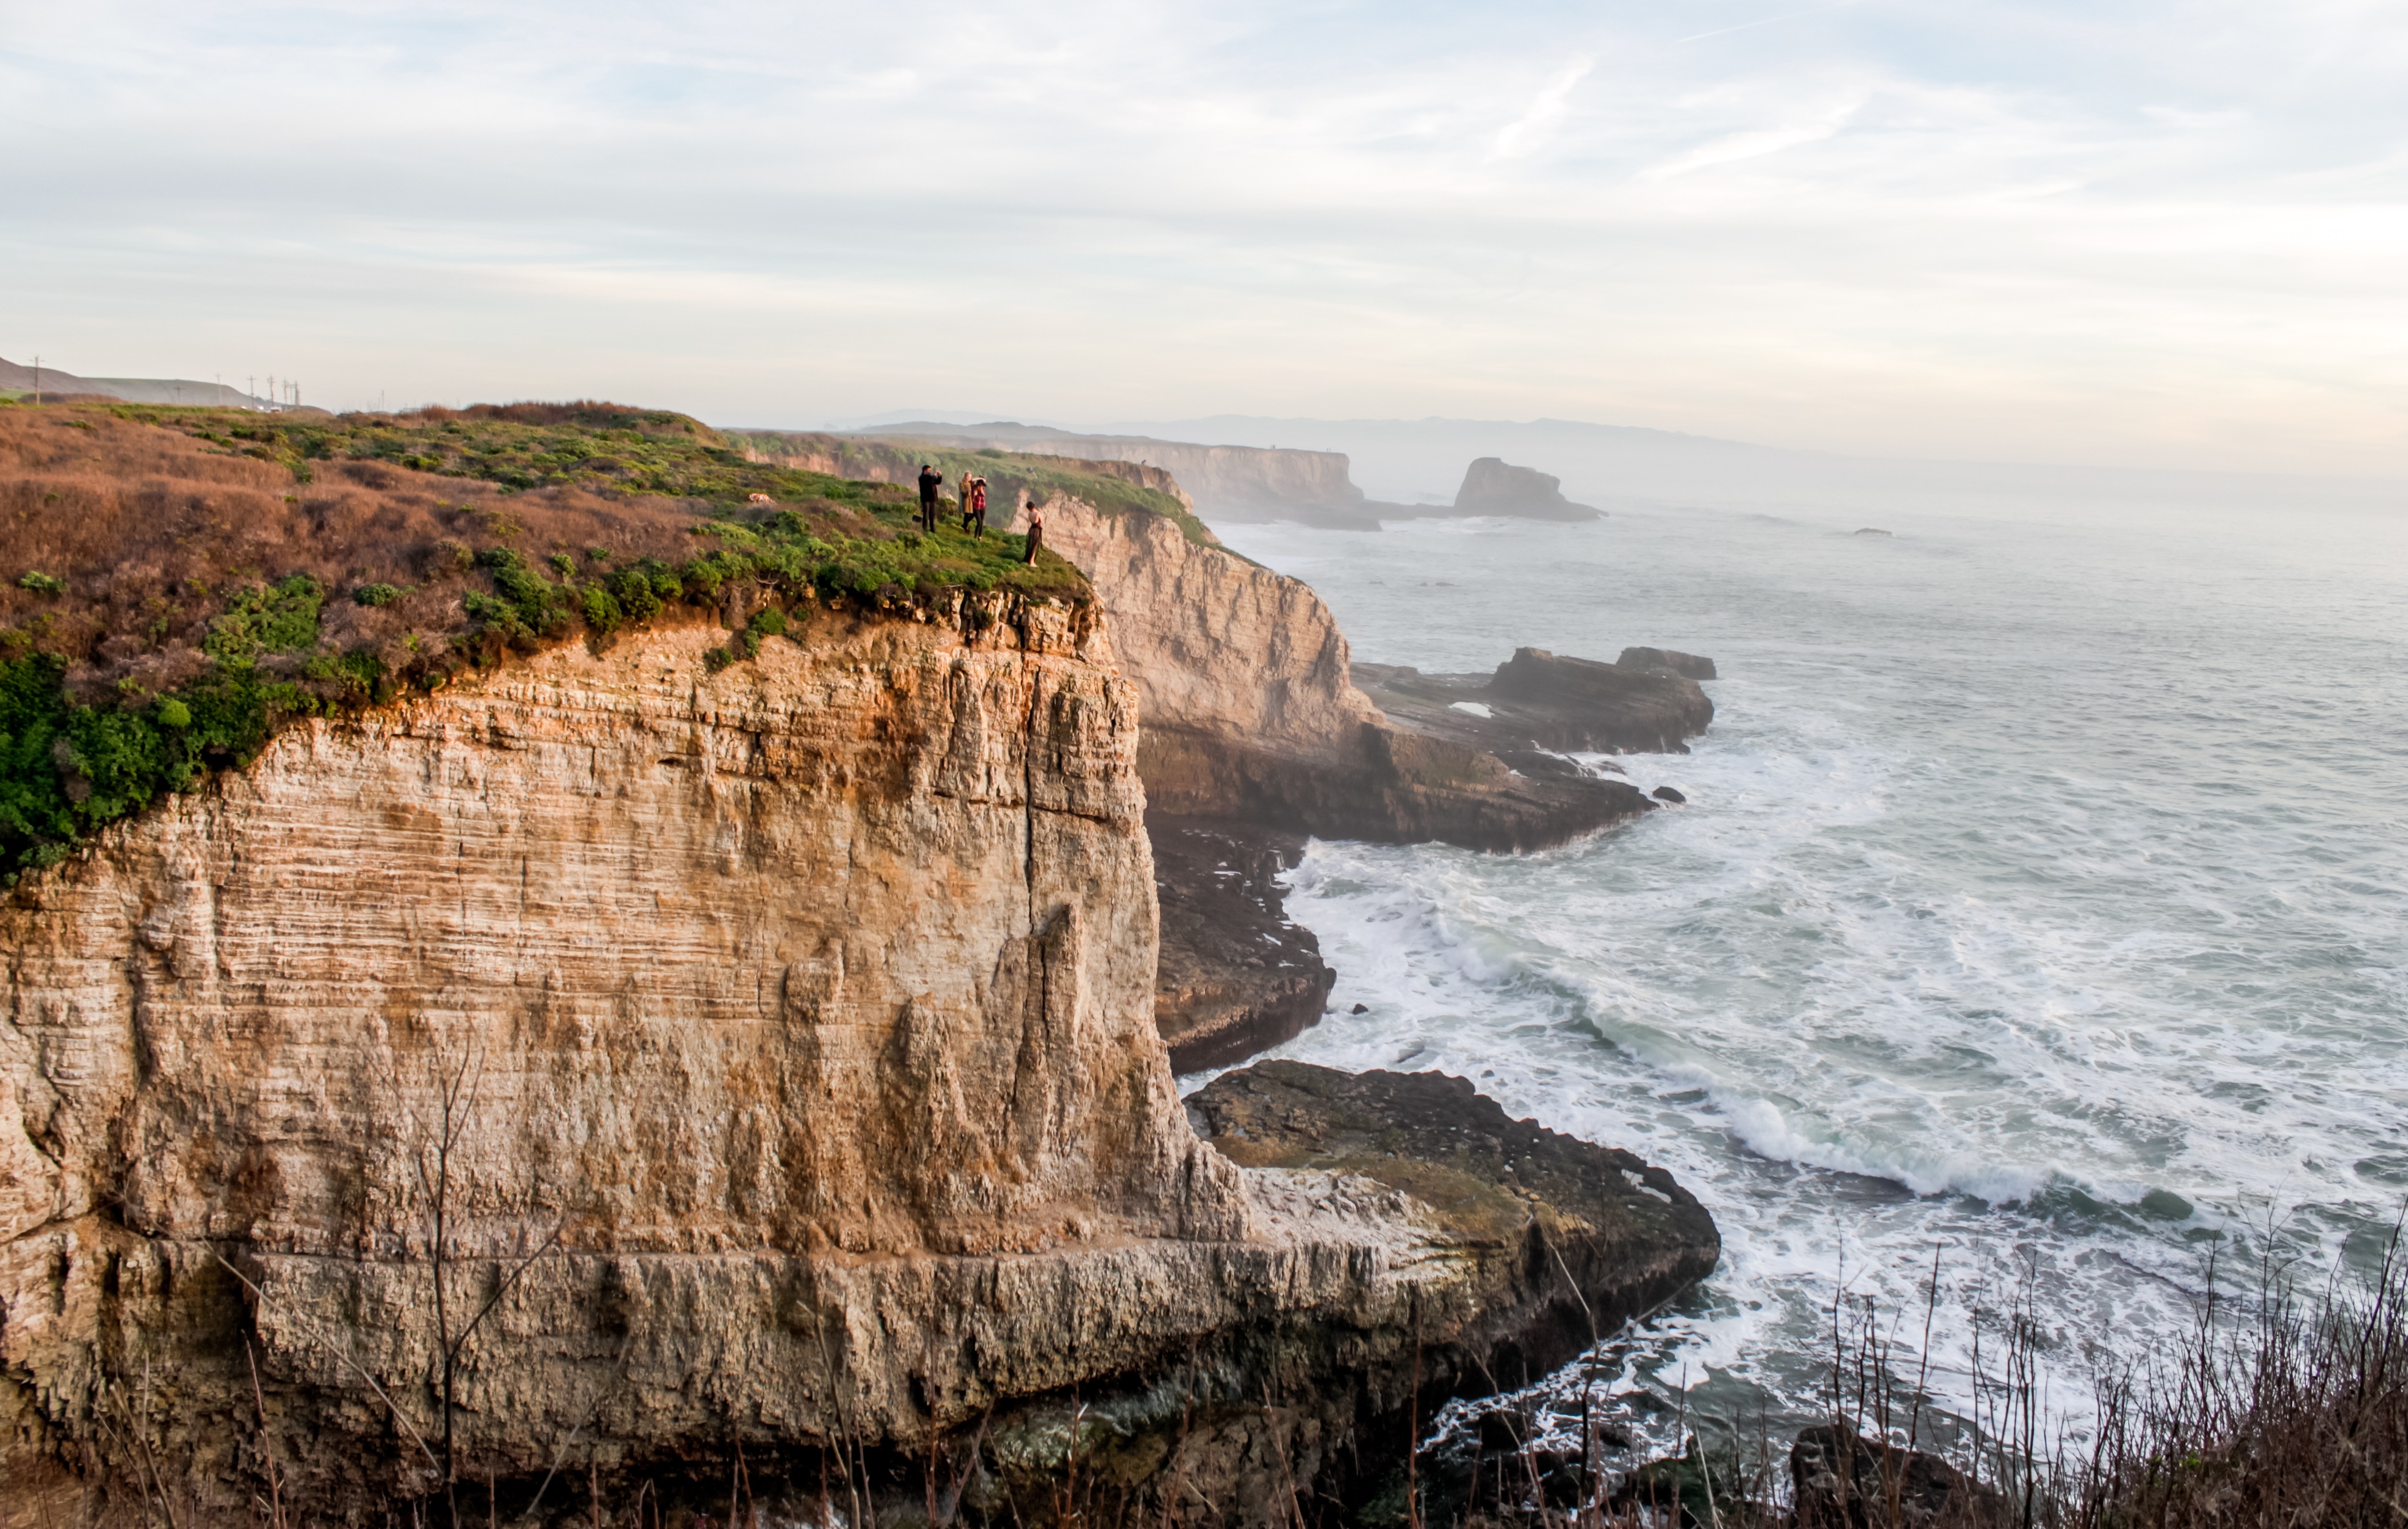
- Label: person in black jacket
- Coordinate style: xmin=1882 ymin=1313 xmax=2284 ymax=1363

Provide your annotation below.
xmin=916 ymin=465 xmax=943 ymax=532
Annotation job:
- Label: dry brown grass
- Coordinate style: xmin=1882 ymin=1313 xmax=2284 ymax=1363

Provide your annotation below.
xmin=0 ymin=404 xmax=765 ymax=701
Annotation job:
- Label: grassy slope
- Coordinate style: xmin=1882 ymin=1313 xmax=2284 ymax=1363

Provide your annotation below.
xmin=720 ymin=430 xmax=1232 ymax=552
xmin=0 ymin=399 xmax=1113 ymax=883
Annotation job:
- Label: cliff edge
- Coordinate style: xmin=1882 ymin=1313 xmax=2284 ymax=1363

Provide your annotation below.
xmin=0 ymin=595 xmax=1715 ymax=1524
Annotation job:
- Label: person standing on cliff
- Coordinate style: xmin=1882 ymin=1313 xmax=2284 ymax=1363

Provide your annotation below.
xmin=964 ymin=475 xmax=988 ymax=537
xmin=916 ymin=463 xmax=943 ymax=532
xmin=1023 ymin=500 xmax=1045 ymax=564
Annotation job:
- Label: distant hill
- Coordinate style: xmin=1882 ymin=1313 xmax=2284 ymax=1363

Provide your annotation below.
xmin=1 ymin=356 xmax=268 ymax=408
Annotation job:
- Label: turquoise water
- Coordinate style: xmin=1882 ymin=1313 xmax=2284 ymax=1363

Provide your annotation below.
xmin=1202 ymin=494 xmax=2408 ymax=1438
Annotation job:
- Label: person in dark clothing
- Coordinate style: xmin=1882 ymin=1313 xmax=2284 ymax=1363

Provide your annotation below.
xmin=1023 ymin=501 xmax=1044 ymax=564
xmin=916 ymin=465 xmax=942 ymax=532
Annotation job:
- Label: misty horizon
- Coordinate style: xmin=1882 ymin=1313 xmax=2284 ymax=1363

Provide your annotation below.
xmin=10 ymin=2 xmax=2408 ymax=479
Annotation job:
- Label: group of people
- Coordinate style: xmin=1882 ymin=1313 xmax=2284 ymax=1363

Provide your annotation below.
xmin=916 ymin=464 xmax=1044 ymax=563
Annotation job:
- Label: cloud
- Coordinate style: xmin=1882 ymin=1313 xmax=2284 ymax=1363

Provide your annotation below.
xmin=1639 ymin=96 xmax=1865 ymax=180
xmin=5 ymin=0 xmax=2407 ymax=473
xmin=1490 ymin=54 xmax=1596 ymax=160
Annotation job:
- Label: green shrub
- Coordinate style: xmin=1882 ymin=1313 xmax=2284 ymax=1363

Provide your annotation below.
xmin=1 ymin=653 xmax=319 ymax=883
xmin=18 ymin=572 xmax=64 ymax=594
xmin=206 ymin=576 xmax=324 ymax=664
xmin=353 ymin=583 xmax=407 ymax=607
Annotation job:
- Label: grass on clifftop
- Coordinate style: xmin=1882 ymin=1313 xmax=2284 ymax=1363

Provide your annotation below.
xmin=0 ymin=399 xmax=1102 ymax=884
xmin=720 ymin=429 xmax=1231 ymax=553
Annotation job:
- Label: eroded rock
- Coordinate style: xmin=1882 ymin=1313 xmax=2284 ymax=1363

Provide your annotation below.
xmin=1044 ymin=502 xmax=1682 ymax=856
xmin=0 ymin=608 xmax=1722 ymax=1526
xmin=1190 ymin=1062 xmax=1721 ymax=1393
xmin=1358 ymin=646 xmax=1714 ymax=760
xmin=1616 ymin=646 xmax=1718 ymax=681
xmin=1148 ymin=813 xmax=1335 ymax=1072
xmin=1452 ymin=458 xmax=1604 ymax=522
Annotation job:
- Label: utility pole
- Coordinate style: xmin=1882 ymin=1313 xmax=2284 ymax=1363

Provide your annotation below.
xmin=31 ymin=354 xmax=40 ymax=406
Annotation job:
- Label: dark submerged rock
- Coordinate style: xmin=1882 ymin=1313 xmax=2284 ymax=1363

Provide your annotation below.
xmin=1652 ymin=785 xmax=1687 ymax=804
xmin=1616 ymin=645 xmax=1718 ymax=681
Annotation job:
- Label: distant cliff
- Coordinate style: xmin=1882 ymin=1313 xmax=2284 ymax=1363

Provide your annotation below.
xmin=823 ymin=422 xmax=1384 ymax=529
xmin=1043 ymin=496 xmax=1671 ymax=852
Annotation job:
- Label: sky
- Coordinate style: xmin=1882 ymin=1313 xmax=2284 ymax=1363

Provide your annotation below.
xmin=7 ymin=0 xmax=2408 ymax=475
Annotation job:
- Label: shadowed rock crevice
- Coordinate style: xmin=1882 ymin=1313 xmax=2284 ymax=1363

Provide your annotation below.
xmin=1148 ymin=813 xmax=1335 ymax=1072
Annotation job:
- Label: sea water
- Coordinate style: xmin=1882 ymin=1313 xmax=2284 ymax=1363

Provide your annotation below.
xmin=1199 ymin=494 xmax=2408 ymax=1448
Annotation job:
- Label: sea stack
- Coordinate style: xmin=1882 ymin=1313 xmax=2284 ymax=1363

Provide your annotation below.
xmin=1452 ymin=457 xmax=1604 ymax=521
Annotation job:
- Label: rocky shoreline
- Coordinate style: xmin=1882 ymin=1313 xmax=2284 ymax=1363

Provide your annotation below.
xmin=0 ymin=418 xmax=1733 ymax=1524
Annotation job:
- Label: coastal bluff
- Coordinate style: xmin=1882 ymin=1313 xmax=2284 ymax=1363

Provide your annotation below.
xmin=0 ymin=598 xmax=1715 ymax=1523
xmin=1042 ymin=495 xmax=1712 ymax=1068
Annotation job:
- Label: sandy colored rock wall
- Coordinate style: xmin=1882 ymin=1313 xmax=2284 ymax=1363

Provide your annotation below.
xmin=0 ymin=593 xmax=1718 ymax=1524
xmin=1041 ymin=502 xmax=1383 ymax=770
xmin=0 ymin=600 xmax=1263 ymax=1503
xmin=1043 ymin=500 xmax=1661 ymax=853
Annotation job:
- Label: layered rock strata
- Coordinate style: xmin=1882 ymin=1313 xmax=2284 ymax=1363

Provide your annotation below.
xmin=1043 ymin=500 xmax=1685 ymax=855
xmin=0 ymin=602 xmax=1715 ymax=1523
xmin=1189 ymin=1062 xmax=1721 ymax=1403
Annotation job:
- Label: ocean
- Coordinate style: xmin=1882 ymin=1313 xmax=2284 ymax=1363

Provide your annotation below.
xmin=1200 ymin=491 xmax=2408 ymax=1449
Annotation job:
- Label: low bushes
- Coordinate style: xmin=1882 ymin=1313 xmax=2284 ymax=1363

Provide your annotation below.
xmin=0 ymin=400 xmax=1090 ymax=883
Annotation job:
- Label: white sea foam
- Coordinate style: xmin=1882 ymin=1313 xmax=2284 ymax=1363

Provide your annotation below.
xmin=1205 ymin=500 xmax=2408 ymax=1433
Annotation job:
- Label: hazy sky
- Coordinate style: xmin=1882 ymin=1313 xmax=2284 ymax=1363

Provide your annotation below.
xmin=9 ymin=1 xmax=2408 ymax=473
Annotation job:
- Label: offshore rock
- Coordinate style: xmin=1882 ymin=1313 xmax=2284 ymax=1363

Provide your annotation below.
xmin=1451 ymin=457 xmax=1603 ymax=522
xmin=1616 ymin=645 xmax=1718 ymax=681
xmin=1791 ymin=1425 xmax=2000 ymax=1529
xmin=1356 ymin=645 xmax=1714 ymax=760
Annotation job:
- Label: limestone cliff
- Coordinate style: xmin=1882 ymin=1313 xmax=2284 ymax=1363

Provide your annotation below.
xmin=809 ymin=423 xmax=1378 ymax=529
xmin=1043 ymin=498 xmax=1663 ymax=854
xmin=0 ymin=598 xmax=1714 ymax=1523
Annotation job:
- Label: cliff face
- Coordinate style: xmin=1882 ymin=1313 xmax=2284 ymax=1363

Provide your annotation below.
xmin=1043 ymin=501 xmax=1661 ymax=853
xmin=1018 ymin=438 xmax=1363 ymax=519
xmin=734 ymin=430 xmax=1197 ymax=517
xmin=1 ymin=603 xmax=1241 ymax=1507
xmin=0 ymin=599 xmax=1716 ymax=1523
